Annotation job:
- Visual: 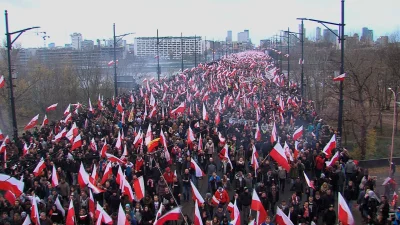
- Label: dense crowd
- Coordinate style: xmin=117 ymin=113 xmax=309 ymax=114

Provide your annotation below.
xmin=0 ymin=51 xmax=395 ymax=225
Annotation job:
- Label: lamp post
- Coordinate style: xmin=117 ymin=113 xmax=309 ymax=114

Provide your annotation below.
xmin=194 ymin=35 xmax=197 ymax=67
xmin=156 ymin=29 xmax=161 ymax=81
xmin=5 ymin=10 xmax=40 ymax=141
xmin=212 ymin=40 xmax=215 ymax=61
xmin=296 ymin=18 xmax=306 ymax=98
xmin=388 ymin=87 xmax=398 ymax=176
xmin=299 ymin=0 xmax=345 ymax=146
xmin=281 ymin=28 xmax=302 ymax=87
xmin=113 ymin=23 xmax=135 ymax=96
xmin=181 ymin=32 xmax=184 ymax=72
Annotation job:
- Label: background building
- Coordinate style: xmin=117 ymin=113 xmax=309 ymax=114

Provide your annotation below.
xmin=361 ymin=27 xmax=374 ymax=45
xmin=237 ymin=30 xmax=250 ymax=43
xmin=316 ymin=27 xmax=322 ymax=42
xmin=70 ymin=33 xmax=82 ymax=50
xmin=226 ymin=30 xmax=232 ymax=42
xmin=134 ymin=36 xmax=202 ymax=59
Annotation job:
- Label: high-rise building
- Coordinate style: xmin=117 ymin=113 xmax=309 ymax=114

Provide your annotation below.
xmin=331 ymin=30 xmax=339 ymax=44
xmin=70 ymin=33 xmax=82 ymax=50
xmin=376 ymin=36 xmax=389 ymax=47
xmin=48 ymin=43 xmax=56 ymax=48
xmin=134 ymin=36 xmax=202 ymax=59
xmin=226 ymin=30 xmax=232 ymax=42
xmin=316 ymin=27 xmax=322 ymax=42
xmin=361 ymin=27 xmax=374 ymax=45
xmin=81 ymin=40 xmax=94 ymax=51
xmin=298 ymin=24 xmax=306 ymax=40
xmin=237 ymin=30 xmax=250 ymax=43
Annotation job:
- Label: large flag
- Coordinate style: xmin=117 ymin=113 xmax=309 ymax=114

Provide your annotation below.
xmin=101 ymin=162 xmax=112 ymax=184
xmin=154 ymin=207 xmax=181 ymax=225
xmin=33 ymin=158 xmax=46 ymax=177
xmin=325 ymin=151 xmax=339 ymax=167
xmin=147 ymin=138 xmax=160 ymax=153
xmin=293 ymin=126 xmax=303 ymax=140
xmin=251 ymin=190 xmax=267 ymax=225
xmin=71 ymin=134 xmax=82 ymax=151
xmin=55 ymin=197 xmax=65 ymax=217
xmin=133 ymin=176 xmax=145 ymax=201
xmin=190 ymin=158 xmax=205 ymax=177
xmin=66 ymin=199 xmax=76 ymax=225
xmin=96 ymin=202 xmax=113 ymax=224
xmin=118 ymin=203 xmax=129 ymax=225
xmin=191 ymin=180 xmax=205 ymax=204
xmin=338 ymin=192 xmax=355 ymax=225
xmin=270 ymin=143 xmax=290 ymax=172
xmin=46 ymin=103 xmax=58 ymax=112
xmin=0 ymin=174 xmax=24 ymax=197
xmin=322 ymin=134 xmax=336 ymax=158
xmin=170 ymin=102 xmax=185 ymax=115
xmin=194 ymin=201 xmax=203 ymax=225
xmin=275 ymin=207 xmax=294 ymax=225
xmin=31 ymin=195 xmax=40 ymax=225
xmin=4 ymin=190 xmax=16 ymax=206
xmin=78 ymin=162 xmax=90 ymax=188
xmin=24 ymin=114 xmax=39 ymax=130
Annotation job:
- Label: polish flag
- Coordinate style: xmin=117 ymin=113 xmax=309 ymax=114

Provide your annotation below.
xmin=31 ymin=195 xmax=40 ymax=225
xmin=46 ymin=103 xmax=58 ymax=112
xmin=255 ymin=123 xmax=261 ymax=141
xmin=283 ymin=142 xmax=293 ymax=162
xmin=325 ymin=151 xmax=339 ymax=168
xmin=115 ymin=131 xmax=122 ymax=150
xmin=78 ymin=162 xmax=90 ymax=188
xmin=275 ymin=207 xmax=294 ymax=225
xmin=53 ymin=127 xmax=67 ymax=142
xmin=215 ymin=112 xmax=221 ymax=125
xmin=155 ymin=203 xmax=163 ymax=220
xmin=96 ymin=202 xmax=113 ymax=225
xmin=271 ymin=122 xmax=277 ymax=143
xmin=88 ymin=98 xmax=94 ymax=112
xmin=251 ymin=190 xmax=267 ymax=225
xmin=24 ymin=114 xmax=39 ymax=130
xmin=382 ymin=177 xmax=396 ymax=186
xmin=116 ymin=99 xmax=123 ymax=113
xmin=41 ymin=114 xmax=49 ymax=128
xmin=55 ymin=197 xmax=65 ymax=217
xmin=191 ymin=180 xmax=205 ymax=204
xmin=198 ymin=135 xmax=203 ymax=151
xmin=0 ymin=136 xmax=7 ymax=153
xmin=303 ymin=171 xmax=314 ymax=190
xmin=133 ymin=176 xmax=145 ymax=201
xmin=150 ymin=92 xmax=156 ymax=107
xmin=323 ymin=134 xmax=336 ymax=158
xmin=0 ymin=75 xmax=5 ymax=88
xmin=89 ymin=189 xmax=95 ymax=218
xmin=130 ymin=94 xmax=135 ymax=103
xmin=218 ymin=132 xmax=226 ymax=144
xmin=71 ymin=134 xmax=82 ymax=151
xmin=0 ymin=129 xmax=4 ymax=141
xmin=154 ymin=207 xmax=181 ymax=225
xmin=294 ymin=141 xmax=300 ymax=159
xmin=202 ymin=91 xmax=209 ymax=102
xmin=219 ymin=144 xmax=229 ymax=160
xmin=63 ymin=112 xmax=72 ymax=124
xmin=97 ymin=94 xmax=103 ymax=110
xmin=4 ymin=190 xmax=16 ymax=206
xmin=22 ymin=143 xmax=29 ymax=156
xmin=133 ymin=130 xmax=143 ymax=148
xmin=392 ymin=191 xmax=398 ymax=207
xmin=194 ymin=201 xmax=203 ymax=225
xmin=187 ymin=127 xmax=196 ymax=147
xmin=338 ymin=192 xmax=355 ymax=225
xmin=145 ymin=123 xmax=152 ymax=146
xmin=293 ymin=126 xmax=303 ymax=140
xmin=106 ymin=153 xmax=125 ymax=165
xmin=190 ymin=158 xmax=205 ymax=177
xmin=251 ymin=146 xmax=259 ymax=176
xmin=148 ymin=106 xmax=157 ymax=118
xmin=100 ymin=140 xmax=108 ymax=158
xmin=107 ymin=60 xmax=117 ymax=66
xmin=170 ymin=102 xmax=185 ymax=115
xmin=66 ymin=199 xmax=76 ymax=225
xmin=118 ymin=204 xmax=129 ymax=225
xmin=270 ymin=143 xmax=290 ymax=172
xmin=21 ymin=214 xmax=32 ymax=225
xmin=100 ymin=162 xmax=112 ymax=184
xmin=0 ymin=174 xmax=24 ymax=196
xmin=90 ymin=138 xmax=97 ymax=152
xmin=333 ymin=73 xmax=346 ymax=82
xmin=120 ymin=145 xmax=128 ymax=162
xmin=66 ymin=122 xmax=78 ymax=142
xmin=121 ymin=178 xmax=135 ymax=201
xmin=33 ymin=158 xmax=46 ymax=177
xmin=51 ymin=165 xmax=59 ymax=187
xmin=256 ymin=108 xmax=260 ymax=122
xmin=64 ymin=104 xmax=71 ymax=116
xmin=91 ymin=164 xmax=98 ymax=183
xmin=202 ymin=103 xmax=209 ymax=121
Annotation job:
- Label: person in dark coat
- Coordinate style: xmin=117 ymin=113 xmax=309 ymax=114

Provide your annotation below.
xmin=323 ymin=204 xmax=337 ymax=225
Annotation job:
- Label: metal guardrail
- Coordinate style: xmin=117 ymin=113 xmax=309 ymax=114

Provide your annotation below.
xmin=358 ymin=157 xmax=400 ymax=168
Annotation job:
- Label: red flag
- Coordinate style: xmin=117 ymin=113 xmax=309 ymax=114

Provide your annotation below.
xmin=303 ymin=171 xmax=314 ymax=189
xmin=255 ymin=124 xmax=261 ymax=141
xmin=190 ymin=158 xmax=205 ymax=177
xmin=325 ymin=151 xmax=339 ymax=167
xmin=323 ymin=134 xmax=336 ymax=158
xmin=133 ymin=176 xmax=145 ymax=201
xmin=338 ymin=192 xmax=355 ymax=225
xmin=100 ymin=140 xmax=108 ymax=158
xmin=154 ymin=207 xmax=181 ymax=225
xmin=71 ymin=134 xmax=82 ymax=151
xmin=41 ymin=114 xmax=49 ymax=128
xmin=275 ymin=207 xmax=294 ymax=225
xmin=251 ymin=190 xmax=267 ymax=225
xmin=187 ymin=127 xmax=196 ymax=148
xmin=31 ymin=195 xmax=40 ymax=225
xmin=270 ymin=143 xmax=290 ymax=172
xmin=4 ymin=190 xmax=16 ymax=206
xmin=33 ymin=158 xmax=46 ymax=177
xmin=191 ymin=180 xmax=205 ymax=204
xmin=46 ymin=103 xmax=58 ymax=112
xmin=66 ymin=199 xmax=76 ymax=225
xmin=118 ymin=203 xmax=129 ymax=225
xmin=333 ymin=73 xmax=346 ymax=82
xmin=271 ymin=122 xmax=277 ymax=143
xmin=0 ymin=129 xmax=4 ymax=141
xmin=100 ymin=162 xmax=112 ymax=184
xmin=194 ymin=201 xmax=203 ymax=225
xmin=0 ymin=75 xmax=5 ymax=88
xmin=78 ymin=162 xmax=90 ymax=188
xmin=117 ymin=99 xmax=123 ymax=113
xmin=24 ymin=114 xmax=39 ymax=130
xmin=293 ymin=126 xmax=303 ymax=140
xmin=0 ymin=174 xmax=24 ymax=197
xmin=89 ymin=189 xmax=95 ymax=218
xmin=170 ymin=102 xmax=185 ymax=115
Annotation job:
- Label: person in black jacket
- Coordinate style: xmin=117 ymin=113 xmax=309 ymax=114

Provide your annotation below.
xmin=268 ymin=185 xmax=279 ymax=215
xmin=292 ymin=177 xmax=304 ymax=201
xmin=182 ymin=169 xmax=191 ymax=202
xmin=171 ymin=176 xmax=181 ymax=205
xmin=323 ymin=204 xmax=336 ymax=225
xmin=240 ymin=187 xmax=251 ymax=223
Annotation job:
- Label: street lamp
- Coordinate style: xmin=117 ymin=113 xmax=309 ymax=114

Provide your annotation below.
xmin=5 ymin=10 xmax=40 ymax=141
xmin=299 ymin=0 xmax=345 ymax=146
xmin=113 ymin=23 xmax=135 ymax=96
xmin=181 ymin=32 xmax=184 ymax=72
xmin=388 ymin=87 xmax=398 ymax=177
xmin=281 ymin=28 xmax=302 ymax=85
xmin=296 ymin=18 xmax=307 ymax=98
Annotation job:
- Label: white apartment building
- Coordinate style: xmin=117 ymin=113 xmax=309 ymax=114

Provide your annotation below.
xmin=70 ymin=33 xmax=82 ymax=50
xmin=134 ymin=36 xmax=202 ymax=59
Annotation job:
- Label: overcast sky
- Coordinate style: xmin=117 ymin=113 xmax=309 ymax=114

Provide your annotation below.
xmin=1 ymin=0 xmax=399 ymax=48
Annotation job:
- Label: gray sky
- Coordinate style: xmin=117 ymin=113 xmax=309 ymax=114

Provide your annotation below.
xmin=1 ymin=0 xmax=399 ymax=48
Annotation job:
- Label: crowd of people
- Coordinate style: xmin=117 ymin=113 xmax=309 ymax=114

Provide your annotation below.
xmin=0 ymin=51 xmax=395 ymax=225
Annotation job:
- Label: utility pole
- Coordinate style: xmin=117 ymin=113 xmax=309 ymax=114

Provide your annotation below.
xmin=157 ymin=29 xmax=160 ymax=81
xmin=181 ymin=32 xmax=184 ymax=72
xmin=301 ymin=19 xmax=305 ymax=97
xmin=194 ymin=35 xmax=197 ymax=67
xmin=287 ymin=27 xmax=290 ymax=84
xmin=5 ymin=10 xmax=40 ymax=141
xmin=205 ymin=37 xmax=207 ymax=63
xmin=113 ymin=23 xmax=117 ymax=97
xmin=212 ymin=40 xmax=215 ymax=61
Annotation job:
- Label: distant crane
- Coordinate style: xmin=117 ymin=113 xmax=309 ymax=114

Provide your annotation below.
xmin=36 ymin=31 xmax=50 ymax=48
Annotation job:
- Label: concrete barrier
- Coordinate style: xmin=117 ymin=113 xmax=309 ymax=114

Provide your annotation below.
xmin=357 ymin=157 xmax=400 ymax=168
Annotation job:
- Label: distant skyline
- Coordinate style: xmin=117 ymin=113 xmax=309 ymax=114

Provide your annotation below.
xmin=1 ymin=0 xmax=399 ymax=48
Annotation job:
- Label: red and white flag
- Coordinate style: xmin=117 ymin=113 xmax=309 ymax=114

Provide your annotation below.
xmin=191 ymin=180 xmax=205 ymax=204
xmin=55 ymin=197 xmax=65 ymax=217
xmin=270 ymin=143 xmax=290 ymax=172
xmin=145 ymin=123 xmax=152 ymax=146
xmin=154 ymin=207 xmax=181 ymax=225
xmin=24 ymin=114 xmax=39 ymax=130
xmin=251 ymin=146 xmax=259 ymax=176
xmin=303 ymin=171 xmax=314 ymax=189
xmin=64 ymin=104 xmax=71 ymax=116
xmin=187 ymin=127 xmax=196 ymax=147
xmin=275 ymin=207 xmax=294 ymax=225
xmin=170 ymin=102 xmax=185 ymax=115
xmin=91 ymin=164 xmax=98 ymax=183
xmin=100 ymin=162 xmax=112 ymax=184
xmin=150 ymin=92 xmax=156 ymax=107
xmin=194 ymin=201 xmax=203 ymax=225
xmin=90 ymin=138 xmax=97 ymax=152
xmin=121 ymin=178 xmax=134 ymax=202
xmin=118 ymin=203 xmax=129 ymax=225
xmin=41 ymin=114 xmax=49 ymax=128
xmin=96 ymin=202 xmax=113 ymax=225
xmin=382 ymin=177 xmax=396 ymax=186
xmin=65 ymin=122 xmax=78 ymax=142
xmin=190 ymin=158 xmax=205 ymax=177
xmin=338 ymin=192 xmax=355 ymax=225
xmin=88 ymin=98 xmax=94 ymax=112
xmin=202 ymin=103 xmax=209 ymax=121
xmin=97 ymin=94 xmax=103 ymax=110
xmin=133 ymin=130 xmax=143 ymax=148
xmin=21 ymin=214 xmax=32 ymax=225
xmin=251 ymin=190 xmax=267 ymax=225
xmin=115 ymin=131 xmax=122 ymax=150
xmin=21 ymin=143 xmax=29 ymax=157
xmin=4 ymin=190 xmax=16 ymax=206
xmin=66 ymin=199 xmax=76 ymax=225
xmin=333 ymin=73 xmax=346 ymax=82
xmin=148 ymin=106 xmax=157 ymax=118
xmin=325 ymin=151 xmax=339 ymax=167
xmin=298 ymin=58 xmax=304 ymax=65
xmin=33 ymin=157 xmax=46 ymax=177
xmin=215 ymin=112 xmax=221 ymax=125
xmin=271 ymin=122 xmax=277 ymax=143
xmin=255 ymin=123 xmax=261 ymax=141
xmin=46 ymin=103 xmax=58 ymax=112
xmin=0 ymin=174 xmax=24 ymax=196
xmin=51 ymin=165 xmax=59 ymax=187
xmin=0 ymin=136 xmax=7 ymax=153
xmin=130 ymin=94 xmax=135 ymax=104
xmin=218 ymin=132 xmax=226 ymax=144
xmin=106 ymin=153 xmax=125 ymax=165
xmin=0 ymin=75 xmax=5 ymax=88
xmin=0 ymin=129 xmax=4 ymax=141
xmin=100 ymin=140 xmax=108 ymax=158
xmin=293 ymin=126 xmax=303 ymax=140
xmin=117 ymin=99 xmax=123 ymax=113
xmin=133 ymin=176 xmax=145 ymax=201
xmin=31 ymin=195 xmax=40 ymax=225
xmin=392 ymin=191 xmax=398 ymax=207
xmin=71 ymin=134 xmax=82 ymax=151
xmin=78 ymin=162 xmax=90 ymax=188
xmin=89 ymin=189 xmax=95 ymax=218
xmin=198 ymin=135 xmax=203 ymax=151
xmin=322 ymin=134 xmax=336 ymax=158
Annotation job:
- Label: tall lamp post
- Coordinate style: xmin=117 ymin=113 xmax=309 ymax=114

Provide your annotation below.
xmin=181 ymin=32 xmax=184 ymax=72
xmin=299 ymin=0 xmax=345 ymax=146
xmin=113 ymin=23 xmax=135 ymax=96
xmin=296 ymin=18 xmax=306 ymax=98
xmin=388 ymin=88 xmax=398 ymax=176
xmin=281 ymin=28 xmax=302 ymax=87
xmin=194 ymin=35 xmax=197 ymax=67
xmin=5 ymin=10 xmax=40 ymax=141
xmin=156 ymin=29 xmax=161 ymax=81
